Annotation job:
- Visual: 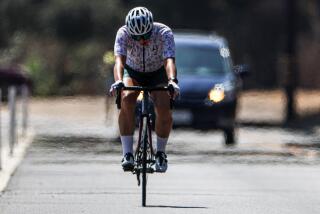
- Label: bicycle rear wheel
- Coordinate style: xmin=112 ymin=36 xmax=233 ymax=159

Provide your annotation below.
xmin=141 ymin=117 xmax=148 ymax=207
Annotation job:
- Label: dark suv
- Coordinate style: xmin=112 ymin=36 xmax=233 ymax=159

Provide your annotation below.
xmin=173 ymin=31 xmax=248 ymax=145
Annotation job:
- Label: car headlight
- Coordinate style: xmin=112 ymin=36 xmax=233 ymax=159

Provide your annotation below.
xmin=208 ymin=84 xmax=225 ymax=103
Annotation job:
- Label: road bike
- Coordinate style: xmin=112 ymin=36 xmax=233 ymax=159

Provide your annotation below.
xmin=116 ymin=85 xmax=173 ymax=207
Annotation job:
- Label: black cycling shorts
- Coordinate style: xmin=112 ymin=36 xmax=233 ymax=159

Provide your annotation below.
xmin=123 ymin=65 xmax=168 ymax=87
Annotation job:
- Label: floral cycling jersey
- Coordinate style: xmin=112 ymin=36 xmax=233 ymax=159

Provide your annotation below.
xmin=114 ymin=22 xmax=175 ymax=73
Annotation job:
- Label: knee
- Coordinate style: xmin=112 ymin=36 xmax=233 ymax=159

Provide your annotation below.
xmin=156 ymin=110 xmax=172 ymax=125
xmin=121 ymin=92 xmax=137 ymax=108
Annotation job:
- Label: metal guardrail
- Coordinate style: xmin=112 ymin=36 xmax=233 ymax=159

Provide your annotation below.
xmin=0 ymin=85 xmax=29 ymax=170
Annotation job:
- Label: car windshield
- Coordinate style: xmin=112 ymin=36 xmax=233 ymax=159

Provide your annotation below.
xmin=175 ymin=44 xmax=232 ymax=75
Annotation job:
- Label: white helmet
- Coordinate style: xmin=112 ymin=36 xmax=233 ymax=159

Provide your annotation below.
xmin=125 ymin=7 xmax=153 ymax=36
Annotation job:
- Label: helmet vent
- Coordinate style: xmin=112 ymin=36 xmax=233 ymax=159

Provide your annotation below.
xmin=125 ymin=7 xmax=153 ymax=36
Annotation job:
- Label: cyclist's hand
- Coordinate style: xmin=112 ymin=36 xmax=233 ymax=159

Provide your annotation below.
xmin=109 ymin=80 xmax=124 ymax=96
xmin=168 ymin=80 xmax=180 ymax=100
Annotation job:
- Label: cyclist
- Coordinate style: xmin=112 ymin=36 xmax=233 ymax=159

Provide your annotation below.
xmin=109 ymin=7 xmax=179 ymax=173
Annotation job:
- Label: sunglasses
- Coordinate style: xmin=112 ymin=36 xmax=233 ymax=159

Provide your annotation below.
xmin=131 ymin=31 xmax=152 ymax=41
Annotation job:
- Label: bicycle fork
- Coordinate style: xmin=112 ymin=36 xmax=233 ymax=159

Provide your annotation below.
xmin=134 ymin=91 xmax=155 ymax=186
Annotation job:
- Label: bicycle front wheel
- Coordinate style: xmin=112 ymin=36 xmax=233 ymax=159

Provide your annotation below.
xmin=141 ymin=117 xmax=148 ymax=207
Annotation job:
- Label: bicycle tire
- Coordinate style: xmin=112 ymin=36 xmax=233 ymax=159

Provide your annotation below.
xmin=141 ymin=116 xmax=148 ymax=207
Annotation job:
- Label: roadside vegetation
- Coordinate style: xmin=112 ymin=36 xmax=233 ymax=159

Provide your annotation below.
xmin=0 ymin=0 xmax=319 ymax=95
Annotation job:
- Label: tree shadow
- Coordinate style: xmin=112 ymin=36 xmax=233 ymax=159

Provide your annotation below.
xmin=174 ymin=111 xmax=320 ymax=136
xmin=285 ymin=112 xmax=320 ymax=131
xmin=239 ymin=111 xmax=320 ymax=134
xmin=146 ymin=204 xmax=208 ymax=209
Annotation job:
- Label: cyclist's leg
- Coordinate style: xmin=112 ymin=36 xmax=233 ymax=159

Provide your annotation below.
xmin=151 ymin=90 xmax=171 ymax=172
xmin=119 ymin=77 xmax=139 ymax=135
xmin=119 ymin=77 xmax=139 ymax=158
xmin=149 ymin=67 xmax=172 ymax=141
xmin=151 ymin=90 xmax=172 ymax=148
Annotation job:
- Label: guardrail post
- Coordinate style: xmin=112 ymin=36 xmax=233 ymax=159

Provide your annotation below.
xmin=21 ymin=85 xmax=29 ymax=136
xmin=0 ymin=89 xmax=2 ymax=170
xmin=9 ymin=86 xmax=17 ymax=156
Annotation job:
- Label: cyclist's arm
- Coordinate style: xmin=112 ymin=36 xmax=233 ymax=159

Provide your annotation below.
xmin=164 ymin=58 xmax=177 ymax=81
xmin=161 ymin=27 xmax=176 ymax=82
xmin=113 ymin=26 xmax=128 ymax=82
xmin=113 ymin=55 xmax=126 ymax=81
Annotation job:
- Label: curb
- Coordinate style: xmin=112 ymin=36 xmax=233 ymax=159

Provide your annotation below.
xmin=0 ymin=129 xmax=35 ymax=192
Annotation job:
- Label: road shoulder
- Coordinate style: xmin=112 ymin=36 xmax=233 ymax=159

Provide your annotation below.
xmin=0 ymin=129 xmax=35 ymax=192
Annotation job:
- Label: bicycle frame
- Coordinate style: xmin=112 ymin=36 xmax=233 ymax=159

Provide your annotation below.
xmin=135 ymin=90 xmax=155 ymax=173
xmin=116 ymin=85 xmax=173 ymax=207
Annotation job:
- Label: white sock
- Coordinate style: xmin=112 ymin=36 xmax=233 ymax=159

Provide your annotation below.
xmin=156 ymin=136 xmax=168 ymax=153
xmin=120 ymin=135 xmax=133 ymax=156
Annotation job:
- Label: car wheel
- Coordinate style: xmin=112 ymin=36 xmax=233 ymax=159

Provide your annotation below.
xmin=224 ymin=128 xmax=236 ymax=146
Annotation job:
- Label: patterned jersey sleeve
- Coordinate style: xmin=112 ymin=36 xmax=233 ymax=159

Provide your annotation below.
xmin=161 ymin=28 xmax=175 ymax=59
xmin=114 ymin=27 xmax=127 ymax=56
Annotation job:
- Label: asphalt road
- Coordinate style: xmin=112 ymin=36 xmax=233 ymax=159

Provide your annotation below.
xmin=0 ymin=96 xmax=319 ymax=213
xmin=0 ymin=135 xmax=319 ymax=214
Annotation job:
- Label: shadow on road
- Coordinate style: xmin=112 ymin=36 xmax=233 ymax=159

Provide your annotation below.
xmin=174 ymin=111 xmax=320 ymax=134
xmin=285 ymin=112 xmax=320 ymax=131
xmin=239 ymin=111 xmax=320 ymax=131
xmin=146 ymin=205 xmax=208 ymax=209
xmin=240 ymin=111 xmax=320 ymax=150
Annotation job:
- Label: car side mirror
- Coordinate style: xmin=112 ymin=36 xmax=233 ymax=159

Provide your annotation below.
xmin=233 ymin=64 xmax=250 ymax=78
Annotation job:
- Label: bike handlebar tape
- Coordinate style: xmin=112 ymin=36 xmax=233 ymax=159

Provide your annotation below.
xmin=116 ymin=90 xmax=121 ymax=109
xmin=115 ymin=83 xmax=124 ymax=109
xmin=168 ymin=84 xmax=175 ymax=109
